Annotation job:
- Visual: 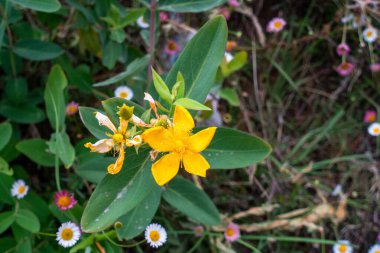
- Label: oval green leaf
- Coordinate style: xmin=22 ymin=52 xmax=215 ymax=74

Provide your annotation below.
xmin=13 ymin=40 xmax=63 ymax=61
xmin=15 ymin=209 xmax=40 ymax=233
xmin=75 ymin=153 xmax=114 ymax=184
xmin=81 ymin=149 xmax=156 ymax=232
xmin=0 ymin=211 xmax=15 ymax=234
xmin=79 ymin=107 xmax=109 ymax=140
xmin=11 ymin=0 xmax=61 ymax=12
xmin=16 ymin=139 xmax=55 ymax=167
xmin=173 ymin=98 xmax=211 ymax=111
xmin=155 ymin=0 xmax=226 ymax=12
xmin=0 ymin=122 xmax=12 ymax=152
xmin=165 ymin=16 xmax=227 ymax=103
xmin=202 ymin=128 xmax=272 ymax=169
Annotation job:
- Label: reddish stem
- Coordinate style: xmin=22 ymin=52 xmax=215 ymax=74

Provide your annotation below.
xmin=147 ymin=0 xmax=157 ymax=88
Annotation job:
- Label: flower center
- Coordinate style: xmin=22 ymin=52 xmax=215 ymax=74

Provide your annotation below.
xmin=339 ymin=244 xmax=347 ymax=253
xmin=226 ymin=228 xmax=235 ymax=237
xmin=149 ymin=230 xmax=160 ymax=242
xmin=18 ymin=186 xmax=25 ymax=194
xmin=119 ymin=91 xmax=128 ymax=98
xmin=274 ymin=21 xmax=282 ymax=29
xmin=374 ymin=127 xmax=380 ymax=134
xmin=168 ymin=41 xmax=177 ymax=50
xmin=368 ymin=114 xmax=375 ymax=121
xmin=112 ymin=133 xmax=124 ymax=143
xmin=61 ymin=228 xmax=74 ymax=241
xmin=366 ymin=31 xmax=373 ymax=37
xmin=194 ymin=228 xmax=203 ymax=234
xmin=341 ymin=63 xmax=349 ymax=70
xmin=375 ymin=250 xmax=380 ymax=253
xmin=58 ymin=196 xmax=71 ymax=207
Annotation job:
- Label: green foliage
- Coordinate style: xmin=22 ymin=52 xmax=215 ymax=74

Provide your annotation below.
xmin=15 ymin=209 xmax=40 ymax=233
xmin=16 ymin=139 xmax=55 ymax=167
xmin=13 ymin=40 xmax=63 ymax=61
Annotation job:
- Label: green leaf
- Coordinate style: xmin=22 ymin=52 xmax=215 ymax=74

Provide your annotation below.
xmin=116 ymin=187 xmax=161 ymax=239
xmin=118 ymin=8 xmax=146 ymax=28
xmin=155 ymin=0 xmax=226 ymax=12
xmin=44 ymin=65 xmax=67 ymax=131
xmin=152 ymin=68 xmax=172 ymax=104
xmin=15 ymin=209 xmax=40 ymax=233
xmin=227 ymin=51 xmax=247 ymax=73
xmin=174 ymin=98 xmax=211 ymax=111
xmin=79 ymin=107 xmax=109 ymax=140
xmin=110 ymin=29 xmax=126 ymax=43
xmin=102 ymin=40 xmax=122 ymax=68
xmin=93 ymin=56 xmax=150 ymax=87
xmin=0 ymin=212 xmax=15 ymax=234
xmin=101 ymin=97 xmax=146 ymax=127
xmin=15 ymin=238 xmax=32 ymax=253
xmin=13 ymin=40 xmax=63 ymax=61
xmin=0 ymin=157 xmax=13 ymax=176
xmin=202 ymin=128 xmax=272 ymax=169
xmin=5 ymin=78 xmax=28 ymax=105
xmin=75 ymin=153 xmax=114 ymax=183
xmin=16 ymin=139 xmax=55 ymax=167
xmin=219 ymin=88 xmax=240 ymax=106
xmin=48 ymin=132 xmax=75 ymax=168
xmin=0 ymin=174 xmax=13 ymax=204
xmin=81 ymin=149 xmax=155 ymax=232
xmin=0 ymin=122 xmax=12 ymax=151
xmin=11 ymin=0 xmax=61 ymax=12
xmin=163 ymin=176 xmax=220 ymax=225
xmin=165 ymin=16 xmax=227 ymax=103
xmin=0 ymin=103 xmax=45 ymax=124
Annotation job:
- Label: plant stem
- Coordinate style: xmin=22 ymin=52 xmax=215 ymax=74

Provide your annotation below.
xmin=147 ymin=0 xmax=157 ymax=89
xmin=237 ymin=239 xmax=262 ymax=253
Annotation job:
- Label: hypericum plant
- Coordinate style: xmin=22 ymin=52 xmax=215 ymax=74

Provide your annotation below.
xmin=77 ymin=16 xmax=271 ymax=247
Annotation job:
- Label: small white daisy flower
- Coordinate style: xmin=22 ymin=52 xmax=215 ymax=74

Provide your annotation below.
xmin=114 ymin=86 xmax=133 ymax=100
xmin=333 ymin=240 xmax=353 ymax=253
xmin=137 ymin=16 xmax=149 ymax=29
xmin=267 ymin=17 xmax=286 ymax=33
xmin=368 ymin=122 xmax=380 ymax=136
xmin=224 ymin=52 xmax=233 ymax=63
xmin=368 ymin=244 xmax=380 ymax=253
xmin=363 ymin=27 xmax=378 ymax=43
xmin=56 ymin=222 xmax=81 ymax=248
xmin=11 ymin=179 xmax=29 ymax=199
xmin=144 ymin=223 xmax=167 ymax=248
xmin=341 ymin=13 xmax=354 ymax=24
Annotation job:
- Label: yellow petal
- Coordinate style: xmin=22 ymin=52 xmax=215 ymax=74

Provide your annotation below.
xmin=119 ymin=117 xmax=128 ymax=135
xmin=187 ymin=127 xmax=217 ymax=152
xmin=173 ymin=105 xmax=194 ymax=133
xmin=84 ymin=139 xmax=114 ymax=153
xmin=182 ymin=151 xmax=210 ymax=177
xmin=95 ymin=112 xmax=117 ymax=133
xmin=141 ymin=126 xmax=176 ymax=152
xmin=152 ymin=152 xmax=181 ymax=186
xmin=107 ymin=145 xmax=125 ymax=174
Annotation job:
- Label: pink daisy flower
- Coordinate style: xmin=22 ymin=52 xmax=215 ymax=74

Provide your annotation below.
xmin=193 ymin=226 xmax=204 ymax=237
xmin=228 ymin=0 xmax=240 ymax=7
xmin=54 ymin=190 xmax=77 ymax=211
xmin=364 ymin=110 xmax=377 ymax=123
xmin=159 ymin=12 xmax=168 ymax=22
xmin=66 ymin=101 xmax=79 ymax=116
xmin=224 ymin=223 xmax=240 ymax=242
xmin=267 ymin=17 xmax=286 ymax=33
xmin=336 ymin=43 xmax=350 ymax=56
xmin=164 ymin=40 xmax=181 ymax=56
xmin=370 ymin=63 xmax=380 ymax=72
xmin=336 ymin=62 xmax=354 ymax=76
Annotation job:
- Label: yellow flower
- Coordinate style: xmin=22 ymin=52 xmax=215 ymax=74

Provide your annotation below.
xmin=142 ymin=106 xmax=216 ymax=186
xmin=84 ymin=112 xmax=128 ymax=174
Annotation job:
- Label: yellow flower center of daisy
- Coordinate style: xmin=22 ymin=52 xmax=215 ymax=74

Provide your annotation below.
xmin=226 ymin=227 xmax=235 ymax=237
xmin=168 ymin=41 xmax=177 ymax=50
xmin=341 ymin=63 xmax=350 ymax=70
xmin=367 ymin=31 xmax=373 ymax=37
xmin=373 ymin=127 xmax=380 ymax=134
xmin=61 ymin=228 xmax=74 ymax=241
xmin=18 ymin=186 xmax=26 ymax=194
xmin=194 ymin=227 xmax=202 ymax=233
xmin=67 ymin=106 xmax=77 ymax=114
xmin=57 ymin=196 xmax=71 ymax=207
xmin=149 ymin=230 xmax=160 ymax=242
xmin=112 ymin=133 xmax=124 ymax=143
xmin=368 ymin=114 xmax=376 ymax=122
xmin=339 ymin=244 xmax=347 ymax=253
xmin=119 ymin=91 xmax=128 ymax=99
xmin=374 ymin=250 xmax=380 ymax=253
xmin=274 ymin=21 xmax=282 ymax=29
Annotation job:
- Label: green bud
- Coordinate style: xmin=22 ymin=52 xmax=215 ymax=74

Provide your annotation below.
xmin=118 ymin=104 xmax=134 ymax=120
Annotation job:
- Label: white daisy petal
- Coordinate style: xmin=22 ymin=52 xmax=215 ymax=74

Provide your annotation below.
xmin=224 ymin=52 xmax=233 ymax=63
xmin=369 ymin=244 xmax=380 ymax=253
xmin=368 ymin=122 xmax=380 ymax=136
xmin=11 ymin=179 xmax=29 ymax=199
xmin=137 ymin=16 xmax=149 ymax=29
xmin=144 ymin=223 xmax=167 ymax=248
xmin=56 ymin=222 xmax=81 ymax=248
xmin=114 ymin=86 xmax=134 ymax=100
